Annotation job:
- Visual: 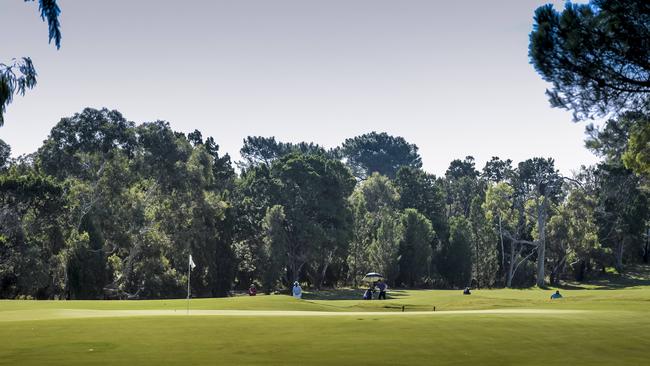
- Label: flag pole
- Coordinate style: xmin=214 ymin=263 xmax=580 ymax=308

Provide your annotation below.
xmin=187 ymin=255 xmax=191 ymax=315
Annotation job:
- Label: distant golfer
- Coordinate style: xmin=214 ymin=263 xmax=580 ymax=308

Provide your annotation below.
xmin=463 ymin=287 xmax=471 ymax=295
xmin=550 ymin=290 xmax=562 ymax=299
xmin=376 ymin=280 xmax=387 ymax=300
xmin=248 ymin=284 xmax=257 ymax=296
xmin=292 ymin=281 xmax=302 ymax=299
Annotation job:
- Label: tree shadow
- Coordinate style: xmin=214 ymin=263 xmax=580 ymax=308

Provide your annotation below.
xmin=301 ymin=288 xmax=365 ymax=300
xmin=561 ymin=265 xmax=650 ymax=290
xmin=301 ymin=288 xmax=410 ymax=301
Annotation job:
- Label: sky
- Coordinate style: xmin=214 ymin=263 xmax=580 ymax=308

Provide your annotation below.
xmin=0 ymin=0 xmax=598 ymax=176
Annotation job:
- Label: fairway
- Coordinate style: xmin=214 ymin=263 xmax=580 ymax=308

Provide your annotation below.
xmin=1 ymin=287 xmax=649 ymax=366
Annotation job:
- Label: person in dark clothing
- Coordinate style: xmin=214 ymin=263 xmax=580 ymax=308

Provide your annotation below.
xmin=376 ymin=280 xmax=387 ymax=300
xmin=463 ymin=287 xmax=471 ymax=295
xmin=363 ymin=284 xmax=374 ymax=300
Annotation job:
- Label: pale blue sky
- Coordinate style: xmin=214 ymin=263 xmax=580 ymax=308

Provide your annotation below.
xmin=0 ymin=0 xmax=596 ymax=175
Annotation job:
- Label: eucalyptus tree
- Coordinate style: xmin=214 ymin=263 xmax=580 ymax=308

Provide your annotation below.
xmin=270 ymin=153 xmax=355 ymax=288
xmin=546 ymin=185 xmax=602 ymax=283
xmin=1 ymin=0 xmax=62 ymax=125
xmin=348 ymin=173 xmax=401 ymax=285
xmin=516 ymin=158 xmax=563 ymax=287
xmin=0 ymin=168 xmax=67 ymax=298
xmin=469 ymin=196 xmax=498 ymax=288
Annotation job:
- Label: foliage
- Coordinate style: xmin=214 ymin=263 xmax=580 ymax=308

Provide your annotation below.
xmin=338 ymin=132 xmax=422 ymax=179
xmin=397 ymin=209 xmax=433 ymax=287
xmin=261 ymin=205 xmax=289 ymax=293
xmin=438 ymin=216 xmax=473 ymax=288
xmin=395 ymin=167 xmax=448 ymax=244
xmin=0 ymin=139 xmax=10 ymax=170
xmin=445 ymin=156 xmax=481 ymax=218
xmin=2 ymin=106 xmax=648 ymax=298
xmin=529 ymin=0 xmax=650 ymax=121
xmin=1 ymin=0 xmax=62 ymax=125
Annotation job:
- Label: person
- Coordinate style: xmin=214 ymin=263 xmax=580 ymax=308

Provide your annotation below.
xmin=292 ymin=281 xmax=302 ymax=299
xmin=463 ymin=287 xmax=471 ymax=295
xmin=248 ymin=284 xmax=257 ymax=296
xmin=363 ymin=284 xmax=374 ymax=300
xmin=550 ymin=290 xmax=562 ymax=299
xmin=376 ymin=280 xmax=387 ymax=300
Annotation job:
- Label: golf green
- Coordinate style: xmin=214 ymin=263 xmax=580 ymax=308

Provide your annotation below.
xmin=1 ymin=286 xmax=649 ymax=365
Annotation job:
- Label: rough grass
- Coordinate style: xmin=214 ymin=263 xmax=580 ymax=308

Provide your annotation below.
xmin=1 ymin=268 xmax=650 ymax=365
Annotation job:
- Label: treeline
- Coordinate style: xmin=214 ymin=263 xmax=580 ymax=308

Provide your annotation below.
xmin=0 ymin=108 xmax=648 ymax=299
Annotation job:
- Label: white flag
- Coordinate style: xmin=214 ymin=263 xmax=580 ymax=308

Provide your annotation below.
xmin=189 ymin=254 xmax=196 ymax=270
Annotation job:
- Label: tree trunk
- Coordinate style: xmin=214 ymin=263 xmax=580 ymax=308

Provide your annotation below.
xmin=535 ymin=199 xmax=546 ymax=287
xmin=643 ymin=230 xmax=649 ymax=264
xmin=615 ymin=238 xmax=625 ymax=273
xmin=506 ymin=240 xmax=515 ymax=288
xmin=475 ymin=230 xmax=480 ymax=289
xmin=498 ymin=216 xmax=505 ymax=285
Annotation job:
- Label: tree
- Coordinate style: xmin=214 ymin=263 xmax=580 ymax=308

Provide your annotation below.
xmin=395 ymin=167 xmax=448 ymax=246
xmin=238 ymin=136 xmax=329 ymax=169
xmin=546 ymin=186 xmax=603 ymax=283
xmin=261 ymin=205 xmax=289 ymax=293
xmin=469 ymin=196 xmax=498 ymax=288
xmin=397 ymin=209 xmax=433 ymax=287
xmin=516 ymin=158 xmax=563 ymax=287
xmin=0 ymin=169 xmax=67 ymax=298
xmin=438 ymin=216 xmax=473 ymax=288
xmin=622 ymin=119 xmax=650 ymax=177
xmin=1 ymin=0 xmax=62 ymax=125
xmin=482 ymin=157 xmax=514 ymax=184
xmin=338 ymin=132 xmax=422 ymax=180
xmin=530 ymin=1 xmax=650 ymax=179
xmin=367 ymin=213 xmax=401 ymax=286
xmin=594 ymin=164 xmax=648 ymax=271
xmin=271 ymin=153 xmax=355 ymax=288
xmin=348 ymin=173 xmax=401 ymax=285
xmin=529 ymin=0 xmax=650 ymax=121
xmin=484 ymin=182 xmax=513 ymax=284
xmin=445 ymin=156 xmax=481 ymax=218
xmin=0 ymin=139 xmax=10 ymax=169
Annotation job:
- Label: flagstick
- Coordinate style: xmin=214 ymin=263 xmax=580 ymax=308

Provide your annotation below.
xmin=187 ymin=256 xmax=191 ymax=316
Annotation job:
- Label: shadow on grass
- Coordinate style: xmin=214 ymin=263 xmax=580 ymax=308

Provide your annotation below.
xmin=301 ymin=288 xmax=364 ymax=300
xmin=561 ymin=265 xmax=650 ymax=290
xmin=301 ymin=288 xmax=419 ymax=301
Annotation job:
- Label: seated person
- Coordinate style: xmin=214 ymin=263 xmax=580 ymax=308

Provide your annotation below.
xmin=550 ymin=290 xmax=562 ymax=299
xmin=292 ymin=281 xmax=302 ymax=299
xmin=463 ymin=287 xmax=471 ymax=295
xmin=248 ymin=284 xmax=257 ymax=296
xmin=363 ymin=286 xmax=374 ymax=300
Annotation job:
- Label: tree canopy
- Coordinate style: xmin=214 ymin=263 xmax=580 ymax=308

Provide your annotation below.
xmin=338 ymin=132 xmax=422 ymax=180
xmin=529 ymin=0 xmax=650 ymax=121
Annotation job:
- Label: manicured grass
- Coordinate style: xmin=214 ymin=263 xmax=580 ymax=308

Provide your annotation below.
xmin=2 ymin=270 xmax=650 ymax=366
